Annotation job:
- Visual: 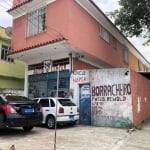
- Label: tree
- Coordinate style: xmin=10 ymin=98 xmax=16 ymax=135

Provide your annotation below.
xmin=109 ymin=0 xmax=150 ymax=45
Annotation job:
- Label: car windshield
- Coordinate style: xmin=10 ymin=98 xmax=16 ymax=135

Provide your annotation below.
xmin=58 ymin=99 xmax=76 ymax=106
xmin=6 ymin=96 xmax=31 ymax=102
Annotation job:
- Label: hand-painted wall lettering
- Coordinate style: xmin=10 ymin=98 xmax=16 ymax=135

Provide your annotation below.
xmin=92 ymin=84 xmax=131 ymax=97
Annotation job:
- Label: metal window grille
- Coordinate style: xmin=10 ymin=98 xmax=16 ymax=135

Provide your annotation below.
xmin=28 ymin=63 xmax=44 ymax=70
xmin=122 ymin=45 xmax=129 ymax=64
xmin=27 ymin=7 xmax=46 ymax=36
xmin=1 ymin=45 xmax=14 ymax=62
xmin=100 ymin=25 xmax=109 ymax=43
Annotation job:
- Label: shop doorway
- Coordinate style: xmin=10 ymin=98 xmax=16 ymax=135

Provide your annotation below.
xmin=79 ymin=83 xmax=91 ymax=125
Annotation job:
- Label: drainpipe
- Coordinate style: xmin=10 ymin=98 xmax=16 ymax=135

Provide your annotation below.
xmin=69 ymin=53 xmax=73 ymax=73
xmin=24 ymin=64 xmax=28 ymax=97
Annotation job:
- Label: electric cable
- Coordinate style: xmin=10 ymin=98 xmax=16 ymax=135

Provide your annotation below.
xmin=6 ymin=0 xmax=63 ymax=38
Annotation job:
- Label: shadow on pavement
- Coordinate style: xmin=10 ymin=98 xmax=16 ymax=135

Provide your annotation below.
xmin=142 ymin=119 xmax=150 ymax=130
xmin=37 ymin=123 xmax=78 ymax=130
xmin=0 ymin=127 xmax=39 ymax=137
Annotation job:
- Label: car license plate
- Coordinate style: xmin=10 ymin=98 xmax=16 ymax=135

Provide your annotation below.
xmin=69 ymin=115 xmax=74 ymax=120
xmin=24 ymin=108 xmax=34 ymax=113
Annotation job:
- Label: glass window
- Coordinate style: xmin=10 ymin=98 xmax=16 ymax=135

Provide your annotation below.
xmin=48 ymin=78 xmax=69 ymax=97
xmin=33 ymin=99 xmax=39 ymax=103
xmin=112 ymin=37 xmax=117 ymax=49
xmin=39 ymin=99 xmax=49 ymax=107
xmin=52 ymin=58 xmax=69 ymax=66
xmin=1 ymin=45 xmax=14 ymax=62
xmin=144 ymin=66 xmax=149 ymax=72
xmin=27 ymin=7 xmax=46 ymax=36
xmin=138 ymin=60 xmax=143 ymax=71
xmin=122 ymin=45 xmax=129 ymax=64
xmin=28 ymin=63 xmax=44 ymax=70
xmin=50 ymin=99 xmax=55 ymax=107
xmin=58 ymin=99 xmax=76 ymax=106
xmin=6 ymin=96 xmax=31 ymax=101
xmin=48 ymin=79 xmax=69 ymax=90
xmin=100 ymin=25 xmax=109 ymax=43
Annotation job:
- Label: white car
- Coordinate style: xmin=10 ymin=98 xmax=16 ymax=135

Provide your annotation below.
xmin=32 ymin=97 xmax=79 ymax=129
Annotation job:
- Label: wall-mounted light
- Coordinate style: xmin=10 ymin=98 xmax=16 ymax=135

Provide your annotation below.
xmin=69 ymin=53 xmax=73 ymax=73
xmin=125 ymin=70 xmax=129 ymax=76
xmin=76 ymin=54 xmax=84 ymax=59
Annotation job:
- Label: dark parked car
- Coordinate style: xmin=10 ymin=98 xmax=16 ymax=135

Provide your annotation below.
xmin=0 ymin=105 xmax=4 ymax=126
xmin=0 ymin=95 xmax=42 ymax=131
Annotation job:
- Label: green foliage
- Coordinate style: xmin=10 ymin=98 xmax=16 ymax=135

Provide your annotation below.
xmin=109 ymin=0 xmax=150 ymax=45
xmin=134 ymin=124 xmax=142 ymax=130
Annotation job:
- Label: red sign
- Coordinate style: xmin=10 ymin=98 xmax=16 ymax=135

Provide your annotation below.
xmin=51 ymin=65 xmax=66 ymax=71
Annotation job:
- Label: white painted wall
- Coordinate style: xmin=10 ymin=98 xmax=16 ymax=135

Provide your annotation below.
xmin=70 ymin=68 xmax=133 ymax=127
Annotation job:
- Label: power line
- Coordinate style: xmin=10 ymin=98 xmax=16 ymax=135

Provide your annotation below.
xmin=2 ymin=0 xmax=68 ymax=74
xmin=3 ymin=0 xmax=12 ymax=7
xmin=0 ymin=2 xmax=10 ymax=10
xmin=1 ymin=0 xmax=65 ymax=64
xmin=4 ymin=0 xmax=63 ymax=39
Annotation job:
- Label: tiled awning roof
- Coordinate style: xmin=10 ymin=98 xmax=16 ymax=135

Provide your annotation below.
xmin=7 ymin=37 xmax=66 ymax=56
xmin=7 ymin=0 xmax=33 ymax=12
xmin=139 ymin=72 xmax=150 ymax=80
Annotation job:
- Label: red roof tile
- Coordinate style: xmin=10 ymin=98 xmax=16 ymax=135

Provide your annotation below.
xmin=7 ymin=37 xmax=66 ymax=56
xmin=7 ymin=0 xmax=33 ymax=12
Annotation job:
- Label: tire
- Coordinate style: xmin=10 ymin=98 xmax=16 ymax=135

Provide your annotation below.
xmin=46 ymin=116 xmax=55 ymax=129
xmin=71 ymin=121 xmax=77 ymax=126
xmin=0 ymin=113 xmax=4 ymax=125
xmin=23 ymin=126 xmax=34 ymax=131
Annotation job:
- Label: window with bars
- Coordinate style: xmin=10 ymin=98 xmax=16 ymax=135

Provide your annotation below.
xmin=138 ymin=60 xmax=143 ymax=71
xmin=112 ymin=37 xmax=117 ymax=49
xmin=100 ymin=25 xmax=109 ymax=43
xmin=27 ymin=7 xmax=46 ymax=36
xmin=1 ymin=45 xmax=14 ymax=62
xmin=122 ymin=45 xmax=129 ymax=64
xmin=28 ymin=63 xmax=44 ymax=70
xmin=144 ymin=66 xmax=150 ymax=72
xmin=28 ymin=58 xmax=69 ymax=71
xmin=52 ymin=58 xmax=69 ymax=66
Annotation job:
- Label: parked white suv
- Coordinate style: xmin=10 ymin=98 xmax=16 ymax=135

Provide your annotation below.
xmin=32 ymin=97 xmax=79 ymax=129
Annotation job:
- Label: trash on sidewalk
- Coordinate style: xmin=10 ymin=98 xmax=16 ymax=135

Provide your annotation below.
xmin=10 ymin=145 xmax=15 ymax=150
xmin=126 ymin=128 xmax=136 ymax=134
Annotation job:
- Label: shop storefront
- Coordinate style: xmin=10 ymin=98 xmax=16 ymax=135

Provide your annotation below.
xmin=27 ymin=58 xmax=71 ymax=99
xmin=28 ymin=70 xmax=70 ymax=99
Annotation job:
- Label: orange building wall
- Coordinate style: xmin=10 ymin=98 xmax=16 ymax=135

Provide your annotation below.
xmin=11 ymin=0 xmax=69 ymax=51
xmin=67 ymin=0 xmax=128 ymax=68
xmin=129 ymin=53 xmax=139 ymax=71
xmin=11 ymin=0 xmax=129 ymax=68
xmin=73 ymin=58 xmax=98 ymax=71
xmin=131 ymin=69 xmax=150 ymax=125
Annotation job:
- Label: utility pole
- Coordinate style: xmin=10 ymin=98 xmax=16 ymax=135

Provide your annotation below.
xmin=54 ymin=66 xmax=59 ymax=150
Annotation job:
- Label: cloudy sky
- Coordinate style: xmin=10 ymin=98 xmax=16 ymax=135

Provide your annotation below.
xmin=0 ymin=0 xmax=149 ymax=62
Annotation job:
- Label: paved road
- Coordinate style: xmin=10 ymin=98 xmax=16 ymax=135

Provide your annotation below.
xmin=0 ymin=121 xmax=150 ymax=150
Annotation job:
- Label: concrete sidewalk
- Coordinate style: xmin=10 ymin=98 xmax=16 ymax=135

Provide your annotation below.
xmin=0 ymin=120 xmax=150 ymax=150
xmin=118 ymin=120 xmax=150 ymax=150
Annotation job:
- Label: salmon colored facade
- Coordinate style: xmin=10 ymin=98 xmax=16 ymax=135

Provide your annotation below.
xmin=7 ymin=0 xmax=150 ymax=127
xmin=8 ymin=0 xmax=150 ymax=98
xmin=73 ymin=58 xmax=97 ymax=71
xmin=131 ymin=69 xmax=150 ymax=125
xmin=129 ymin=53 xmax=139 ymax=72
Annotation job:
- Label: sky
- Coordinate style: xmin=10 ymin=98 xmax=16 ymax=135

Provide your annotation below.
xmin=0 ymin=0 xmax=149 ymax=62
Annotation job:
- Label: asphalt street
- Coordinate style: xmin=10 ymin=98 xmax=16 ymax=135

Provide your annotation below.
xmin=0 ymin=121 xmax=150 ymax=150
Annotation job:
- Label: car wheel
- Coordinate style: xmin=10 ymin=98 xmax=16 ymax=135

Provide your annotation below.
xmin=23 ymin=126 xmax=34 ymax=131
xmin=71 ymin=121 xmax=77 ymax=126
xmin=46 ymin=116 xmax=55 ymax=129
xmin=0 ymin=112 xmax=4 ymax=125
